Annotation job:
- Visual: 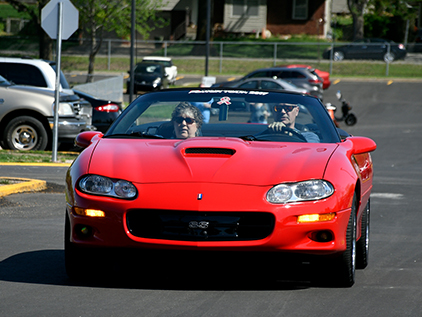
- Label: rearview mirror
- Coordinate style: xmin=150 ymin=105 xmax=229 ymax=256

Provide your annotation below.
xmin=219 ymin=104 xmax=228 ymax=121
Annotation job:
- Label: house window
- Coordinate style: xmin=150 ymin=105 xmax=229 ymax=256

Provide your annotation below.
xmin=292 ymin=0 xmax=308 ymax=20
xmin=232 ymin=0 xmax=259 ymax=17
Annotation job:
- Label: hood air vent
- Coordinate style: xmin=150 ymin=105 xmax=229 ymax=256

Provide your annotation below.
xmin=184 ymin=147 xmax=236 ymax=157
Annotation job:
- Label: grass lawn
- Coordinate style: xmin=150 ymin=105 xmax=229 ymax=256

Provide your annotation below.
xmin=0 ymin=150 xmax=78 ymax=163
xmin=2 ymin=35 xmax=421 ymax=79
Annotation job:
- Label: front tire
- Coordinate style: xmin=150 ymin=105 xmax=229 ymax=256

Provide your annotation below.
xmin=64 ymin=214 xmax=111 ymax=281
xmin=315 ymin=194 xmax=357 ymax=287
xmin=331 ymin=194 xmax=357 ymax=287
xmin=356 ymin=200 xmax=370 ymax=269
xmin=64 ymin=214 xmax=84 ymax=280
xmin=3 ymin=116 xmax=48 ymax=151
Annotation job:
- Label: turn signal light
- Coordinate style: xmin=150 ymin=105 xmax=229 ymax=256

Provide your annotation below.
xmin=74 ymin=207 xmax=105 ymax=217
xmin=297 ymin=212 xmax=335 ymax=223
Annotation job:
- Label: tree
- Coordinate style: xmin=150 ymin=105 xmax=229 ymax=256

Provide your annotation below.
xmin=347 ymin=0 xmax=370 ymax=40
xmin=5 ymin=0 xmax=52 ymax=60
xmin=195 ymin=0 xmax=210 ymax=41
xmin=73 ymin=0 xmax=167 ymax=82
xmin=365 ymin=0 xmax=422 ymax=41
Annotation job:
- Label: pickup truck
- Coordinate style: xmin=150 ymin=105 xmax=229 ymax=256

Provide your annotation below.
xmin=0 ymin=75 xmax=93 ymax=151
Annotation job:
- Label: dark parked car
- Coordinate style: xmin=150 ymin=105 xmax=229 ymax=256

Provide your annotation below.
xmin=73 ymin=90 xmax=123 ymax=133
xmin=212 ymin=67 xmax=323 ymax=100
xmin=323 ymin=38 xmax=407 ymax=62
xmin=127 ymin=63 xmax=169 ymax=93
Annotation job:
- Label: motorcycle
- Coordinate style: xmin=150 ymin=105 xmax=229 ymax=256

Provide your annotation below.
xmin=325 ymin=90 xmax=357 ymax=127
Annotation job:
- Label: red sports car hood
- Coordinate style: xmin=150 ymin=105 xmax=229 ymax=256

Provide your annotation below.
xmin=87 ymin=138 xmax=339 ymax=186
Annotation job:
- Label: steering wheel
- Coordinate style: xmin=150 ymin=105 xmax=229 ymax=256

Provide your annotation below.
xmin=256 ymin=126 xmax=307 ymax=142
xmin=280 ymin=127 xmax=307 ymax=142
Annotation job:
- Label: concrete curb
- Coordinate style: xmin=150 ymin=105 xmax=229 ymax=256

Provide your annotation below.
xmin=0 ymin=177 xmax=47 ymax=197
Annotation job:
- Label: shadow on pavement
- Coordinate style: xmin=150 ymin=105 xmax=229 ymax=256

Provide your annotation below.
xmin=0 ymin=249 xmax=314 ymax=291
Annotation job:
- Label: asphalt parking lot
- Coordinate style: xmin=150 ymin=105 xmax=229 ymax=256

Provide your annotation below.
xmin=1 ymin=79 xmax=422 ymax=316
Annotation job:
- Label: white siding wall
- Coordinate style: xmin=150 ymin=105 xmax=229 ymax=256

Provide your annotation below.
xmin=223 ymin=0 xmax=267 ymax=33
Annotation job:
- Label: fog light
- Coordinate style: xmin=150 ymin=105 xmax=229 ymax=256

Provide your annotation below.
xmin=311 ymin=230 xmax=334 ymax=242
xmin=297 ymin=212 xmax=335 ymax=223
xmin=75 ymin=224 xmax=93 ymax=239
xmin=74 ymin=207 xmax=105 ymax=217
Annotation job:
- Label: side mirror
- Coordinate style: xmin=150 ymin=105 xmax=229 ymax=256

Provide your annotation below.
xmin=75 ymin=131 xmax=103 ymax=149
xmin=348 ymin=136 xmax=377 ymax=154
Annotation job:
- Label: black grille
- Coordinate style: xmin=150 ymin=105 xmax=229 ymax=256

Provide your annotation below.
xmin=71 ymin=102 xmax=81 ymax=114
xmin=184 ymin=148 xmax=235 ymax=155
xmin=126 ymin=210 xmax=274 ymax=241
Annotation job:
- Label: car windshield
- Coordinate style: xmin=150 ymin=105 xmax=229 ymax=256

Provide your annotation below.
xmin=135 ymin=64 xmax=162 ymax=74
xmin=50 ymin=64 xmax=71 ymax=89
xmin=144 ymin=60 xmax=172 ymax=67
xmin=106 ymin=89 xmax=340 ymax=144
xmin=277 ymin=79 xmax=300 ymax=90
xmin=0 ymin=74 xmax=11 ymax=86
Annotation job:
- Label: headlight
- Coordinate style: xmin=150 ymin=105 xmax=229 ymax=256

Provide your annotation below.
xmin=153 ymin=77 xmax=161 ymax=86
xmin=55 ymin=102 xmax=74 ymax=115
xmin=79 ymin=175 xmax=137 ymax=199
xmin=267 ymin=180 xmax=334 ymax=204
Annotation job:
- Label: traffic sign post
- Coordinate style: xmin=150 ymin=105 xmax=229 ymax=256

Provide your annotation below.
xmin=41 ymin=0 xmax=78 ymax=162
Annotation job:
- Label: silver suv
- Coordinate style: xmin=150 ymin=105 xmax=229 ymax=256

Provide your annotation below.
xmin=0 ymin=75 xmax=92 ymax=151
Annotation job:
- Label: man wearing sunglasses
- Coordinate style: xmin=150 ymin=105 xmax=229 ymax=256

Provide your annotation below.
xmin=268 ymin=103 xmax=320 ymax=142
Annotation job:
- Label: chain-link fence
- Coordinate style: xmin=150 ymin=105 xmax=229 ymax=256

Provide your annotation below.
xmin=2 ymin=36 xmax=422 ymax=77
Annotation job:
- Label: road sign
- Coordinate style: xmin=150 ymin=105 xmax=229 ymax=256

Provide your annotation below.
xmin=41 ymin=0 xmax=79 ymax=40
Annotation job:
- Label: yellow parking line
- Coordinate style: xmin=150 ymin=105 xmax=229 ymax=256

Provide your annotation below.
xmin=0 ymin=177 xmax=47 ymax=197
xmin=387 ymin=80 xmax=393 ymax=85
xmin=0 ymin=162 xmax=71 ymax=167
xmin=227 ymin=77 xmax=237 ymax=82
xmin=333 ymin=79 xmax=341 ymax=85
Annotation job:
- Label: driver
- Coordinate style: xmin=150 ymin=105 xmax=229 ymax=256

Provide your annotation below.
xmin=268 ymin=103 xmax=320 ymax=143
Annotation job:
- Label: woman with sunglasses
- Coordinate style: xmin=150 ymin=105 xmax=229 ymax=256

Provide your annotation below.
xmin=171 ymin=102 xmax=204 ymax=139
xmin=267 ymin=103 xmax=320 ymax=142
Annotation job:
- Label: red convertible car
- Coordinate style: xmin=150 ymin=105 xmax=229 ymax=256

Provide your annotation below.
xmin=65 ymin=88 xmax=376 ymax=287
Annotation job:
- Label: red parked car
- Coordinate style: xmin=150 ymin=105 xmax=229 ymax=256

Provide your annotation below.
xmin=65 ymin=88 xmax=375 ymax=287
xmin=278 ymin=64 xmax=331 ymax=90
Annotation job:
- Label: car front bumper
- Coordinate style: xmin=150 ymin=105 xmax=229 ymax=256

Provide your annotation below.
xmin=49 ymin=117 xmax=96 ymax=141
xmin=66 ymin=183 xmax=352 ymax=256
